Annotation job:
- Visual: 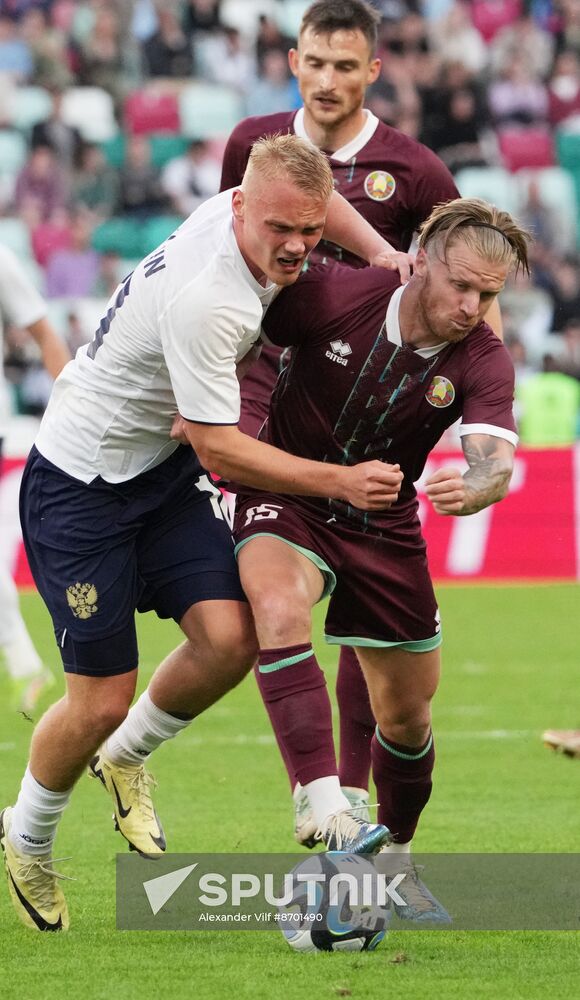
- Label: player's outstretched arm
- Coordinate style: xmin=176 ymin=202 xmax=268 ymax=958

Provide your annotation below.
xmin=424 ymin=434 xmax=514 ymax=516
xmin=184 ymin=422 xmax=403 ymax=511
xmin=324 ymin=191 xmax=413 ymax=283
xmin=27 ymin=316 xmax=71 ymax=378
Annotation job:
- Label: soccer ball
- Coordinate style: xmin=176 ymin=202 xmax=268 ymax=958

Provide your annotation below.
xmin=278 ymin=853 xmax=391 ymax=953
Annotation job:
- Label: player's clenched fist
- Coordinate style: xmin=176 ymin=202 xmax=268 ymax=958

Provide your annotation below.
xmin=340 ymin=461 xmax=403 ymax=510
xmin=424 ymin=466 xmax=466 ymax=514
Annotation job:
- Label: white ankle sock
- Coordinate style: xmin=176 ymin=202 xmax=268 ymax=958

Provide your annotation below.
xmin=303 ymin=776 xmax=351 ymax=827
xmin=380 ymin=840 xmax=412 ymax=854
xmin=104 ymin=690 xmax=191 ymax=766
xmin=10 ymin=767 xmax=71 ymax=855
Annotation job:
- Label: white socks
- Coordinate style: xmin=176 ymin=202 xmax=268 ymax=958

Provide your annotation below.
xmin=380 ymin=840 xmax=412 ymax=854
xmin=104 ymin=690 xmax=192 ymax=766
xmin=10 ymin=767 xmax=72 ymax=855
xmin=300 ymin=777 xmax=351 ymax=828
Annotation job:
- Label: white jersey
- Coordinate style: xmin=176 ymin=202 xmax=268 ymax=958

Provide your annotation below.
xmin=0 ymin=245 xmax=47 ymax=440
xmin=35 ymin=190 xmax=279 ymax=483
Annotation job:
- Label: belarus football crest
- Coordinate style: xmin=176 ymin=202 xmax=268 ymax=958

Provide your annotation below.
xmin=364 ymin=171 xmax=396 ymax=201
xmin=425 ymin=376 xmax=455 ymax=408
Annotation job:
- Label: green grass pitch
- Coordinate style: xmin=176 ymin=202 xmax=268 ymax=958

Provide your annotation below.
xmin=0 ymin=583 xmax=579 ymax=999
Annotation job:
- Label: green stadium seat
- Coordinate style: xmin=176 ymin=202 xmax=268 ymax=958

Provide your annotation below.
xmin=0 ymin=130 xmax=28 ymax=177
xmin=10 ymin=87 xmax=54 ymax=132
xmin=275 ymin=0 xmax=309 ymax=35
xmin=0 ymin=217 xmax=33 ymax=259
xmin=149 ymin=135 xmax=189 ymax=168
xmin=141 ymin=215 xmax=184 ymax=256
xmin=91 ymin=217 xmax=143 ymax=258
xmin=100 ymin=134 xmax=126 ymax=168
xmin=178 ymin=82 xmax=245 ymax=139
xmin=555 ymin=129 xmax=580 ymax=171
xmin=454 ymin=166 xmax=519 ymax=215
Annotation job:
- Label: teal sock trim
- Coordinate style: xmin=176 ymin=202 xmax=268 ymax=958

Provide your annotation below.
xmin=375 ymin=726 xmax=433 ymax=760
xmin=258 ymin=648 xmax=313 ymax=674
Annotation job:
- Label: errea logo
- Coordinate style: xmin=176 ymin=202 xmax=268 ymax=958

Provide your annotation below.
xmin=326 ymin=339 xmax=352 ymax=366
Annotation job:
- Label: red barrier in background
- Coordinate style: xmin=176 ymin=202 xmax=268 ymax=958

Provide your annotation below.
xmin=1 ymin=448 xmax=579 ymax=585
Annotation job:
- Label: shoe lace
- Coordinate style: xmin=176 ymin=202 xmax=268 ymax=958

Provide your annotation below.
xmin=16 ymin=856 xmax=74 ymax=909
xmin=125 ymin=767 xmax=158 ymax=823
xmin=397 ymin=863 xmax=436 ymax=914
xmin=316 ymin=809 xmax=369 ymax=850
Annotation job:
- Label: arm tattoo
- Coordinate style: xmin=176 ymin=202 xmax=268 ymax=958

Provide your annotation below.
xmin=460 ymin=434 xmax=514 ymax=515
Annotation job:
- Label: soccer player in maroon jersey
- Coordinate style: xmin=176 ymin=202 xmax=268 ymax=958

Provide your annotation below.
xmin=220 ymin=0 xmax=502 ymax=846
xmin=234 ymin=198 xmax=530 ymax=921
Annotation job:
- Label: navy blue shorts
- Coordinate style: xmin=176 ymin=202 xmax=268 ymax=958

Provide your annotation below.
xmin=20 ymin=446 xmax=246 ymax=677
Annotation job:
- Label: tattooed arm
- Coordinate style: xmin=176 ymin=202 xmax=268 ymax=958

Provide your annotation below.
xmin=424 ymin=434 xmax=514 ymax=516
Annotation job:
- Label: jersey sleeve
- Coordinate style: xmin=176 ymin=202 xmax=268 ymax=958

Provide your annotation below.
xmin=411 ymin=149 xmax=460 ymax=231
xmin=459 ymin=335 xmax=518 ymax=445
xmin=0 ymin=246 xmax=46 ymax=328
xmin=262 ymin=266 xmax=327 ymax=347
xmin=219 ymin=121 xmax=251 ymax=191
xmin=160 ymin=292 xmax=242 ymax=425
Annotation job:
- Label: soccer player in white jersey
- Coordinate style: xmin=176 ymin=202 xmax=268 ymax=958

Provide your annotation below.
xmin=0 ymin=244 xmax=70 ymax=713
xmin=0 ymin=135 xmax=411 ymax=932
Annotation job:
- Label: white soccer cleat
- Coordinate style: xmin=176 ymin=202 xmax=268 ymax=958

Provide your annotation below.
xmin=88 ymin=751 xmax=166 ymax=857
xmin=0 ymin=807 xmax=71 ymax=932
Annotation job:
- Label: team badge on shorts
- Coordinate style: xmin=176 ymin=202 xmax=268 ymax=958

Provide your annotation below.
xmin=364 ymin=171 xmax=396 ymax=201
xmin=425 ymin=376 xmax=455 ymax=408
xmin=66 ymin=582 xmax=99 ymax=620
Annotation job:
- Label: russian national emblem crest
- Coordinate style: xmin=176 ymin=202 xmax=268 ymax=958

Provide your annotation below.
xmin=66 ymin=582 xmax=99 ymax=620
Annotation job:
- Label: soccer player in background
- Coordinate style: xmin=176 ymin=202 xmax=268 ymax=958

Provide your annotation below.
xmin=234 ymin=198 xmax=530 ymax=921
xmin=0 ymin=243 xmax=70 ymax=713
xmin=220 ymin=0 xmax=503 ymax=847
xmin=0 ymin=135 xmax=411 ymax=933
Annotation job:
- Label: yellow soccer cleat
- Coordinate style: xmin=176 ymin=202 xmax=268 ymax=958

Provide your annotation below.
xmin=88 ymin=751 xmax=166 ymax=857
xmin=0 ymin=807 xmax=70 ymax=932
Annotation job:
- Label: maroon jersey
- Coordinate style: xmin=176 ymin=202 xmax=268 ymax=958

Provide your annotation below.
xmin=259 ymin=263 xmax=516 ymax=532
xmin=220 ymin=109 xmax=459 ymax=412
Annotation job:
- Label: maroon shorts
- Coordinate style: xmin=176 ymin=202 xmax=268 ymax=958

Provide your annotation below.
xmin=234 ymin=494 xmax=441 ymax=650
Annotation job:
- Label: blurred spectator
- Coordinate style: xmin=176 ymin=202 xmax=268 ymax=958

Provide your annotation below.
xmin=160 ymin=138 xmax=220 ymax=216
xmin=44 ymin=212 xmax=101 ymax=298
xmin=504 ymin=332 xmax=536 ymax=388
xmin=31 ymin=206 xmax=73 ymax=268
xmin=71 ymin=142 xmax=119 ymax=220
xmin=64 ymin=309 xmax=88 ymax=356
xmin=546 ymin=255 xmax=580 ymax=333
xmin=91 ymin=250 xmax=122 ymax=299
xmin=0 ymin=13 xmax=33 ymax=82
xmin=117 ymin=134 xmax=167 ymax=218
xmin=74 ymin=3 xmax=128 ymax=105
xmin=196 ymin=25 xmax=256 ymax=93
xmin=557 ymin=318 xmax=580 ymax=378
xmin=183 ymin=0 xmax=223 ymax=36
xmin=141 ymin=6 xmax=193 ymax=78
xmin=421 ymin=75 xmax=495 ymax=173
xmin=245 ymin=49 xmax=296 ymax=117
xmin=518 ymin=176 xmax=562 ymax=253
xmin=14 ymin=144 xmax=68 ymax=222
xmin=490 ymin=11 xmax=554 ymax=79
xmin=19 ymin=5 xmax=73 ymax=90
xmin=555 ymin=0 xmax=580 ymax=59
xmin=429 ymin=2 xmax=488 ymax=75
xmin=547 ymin=49 xmax=580 ymax=127
xmin=517 ymin=354 xmax=580 ymax=445
xmin=255 ymin=14 xmax=294 ymax=70
xmin=488 ymin=54 xmax=549 ymax=128
xmin=30 ymin=87 xmax=82 ymax=174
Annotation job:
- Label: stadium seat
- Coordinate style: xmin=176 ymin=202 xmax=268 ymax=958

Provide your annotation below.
xmin=100 ymin=134 xmax=126 ymax=168
xmin=471 ymin=0 xmax=522 ymax=42
xmin=91 ymin=217 xmax=143 ymax=258
xmin=9 ymin=87 xmax=53 ymax=132
xmin=124 ymin=90 xmax=180 ymax=136
xmin=498 ymin=128 xmax=555 ymax=172
xmin=454 ymin=166 xmax=519 ymax=214
xmin=556 ymin=129 xmax=580 ymax=172
xmin=0 ymin=217 xmax=33 ymax=259
xmin=515 ymin=167 xmax=578 ymax=253
xmin=141 ymin=215 xmax=184 ymax=256
xmin=61 ymin=87 xmax=118 ymax=142
xmin=178 ymin=82 xmax=245 ymax=139
xmin=221 ymin=0 xmax=279 ymax=38
xmin=275 ymin=0 xmax=310 ymax=36
xmin=149 ymin=135 xmax=189 ymax=168
xmin=0 ymin=130 xmax=28 ymax=206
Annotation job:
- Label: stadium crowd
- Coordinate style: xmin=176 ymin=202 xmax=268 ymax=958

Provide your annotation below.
xmin=0 ymin=0 xmax=580 ymax=441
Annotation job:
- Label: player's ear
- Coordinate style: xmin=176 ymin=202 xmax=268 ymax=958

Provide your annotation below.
xmin=231 ymin=188 xmax=244 ymax=220
xmin=414 ymin=247 xmax=429 ymax=275
xmin=367 ymin=57 xmax=381 ymax=86
xmin=288 ymin=48 xmax=299 ymax=78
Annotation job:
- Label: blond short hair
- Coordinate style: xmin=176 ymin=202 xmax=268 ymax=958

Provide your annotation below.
xmin=418 ymin=197 xmax=531 ymax=274
xmin=243 ymin=134 xmax=335 ymax=205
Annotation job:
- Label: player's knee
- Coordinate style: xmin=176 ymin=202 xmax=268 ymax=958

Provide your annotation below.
xmin=246 ymin=588 xmax=311 ymax=644
xmin=375 ymin=703 xmax=432 ymax=748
